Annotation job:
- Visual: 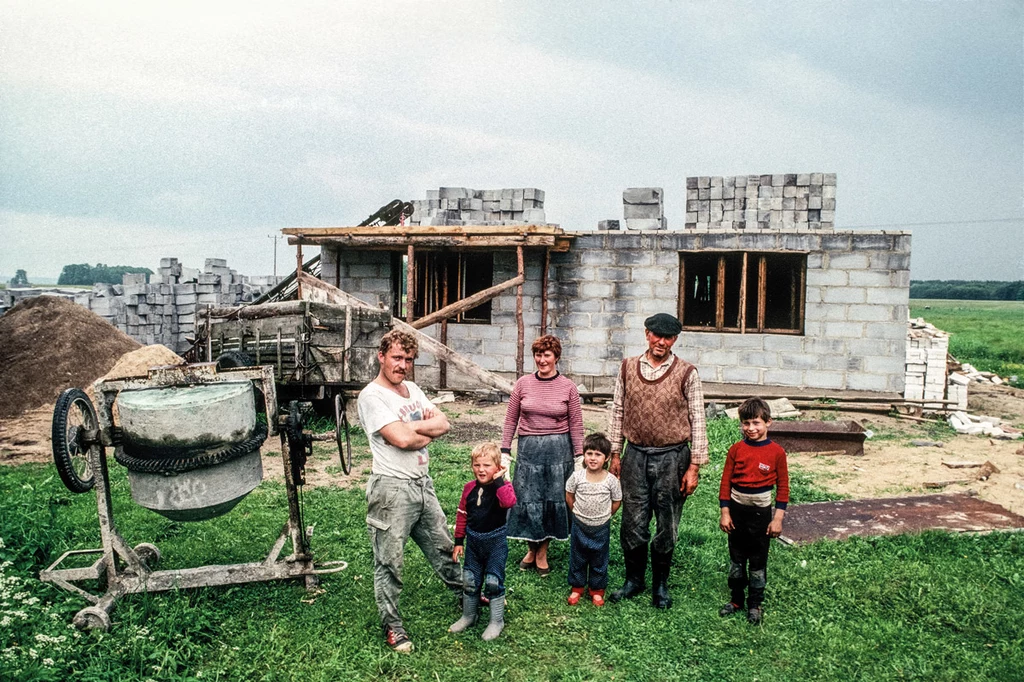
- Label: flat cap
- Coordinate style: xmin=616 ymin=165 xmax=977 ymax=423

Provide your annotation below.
xmin=644 ymin=313 xmax=682 ymax=336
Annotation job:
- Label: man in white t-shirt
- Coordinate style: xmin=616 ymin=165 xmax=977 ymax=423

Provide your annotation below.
xmin=358 ymin=329 xmax=461 ymax=654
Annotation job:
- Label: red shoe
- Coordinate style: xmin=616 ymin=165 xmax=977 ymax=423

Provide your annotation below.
xmin=590 ymin=589 xmax=605 ymax=607
xmin=567 ymin=587 xmax=585 ymax=605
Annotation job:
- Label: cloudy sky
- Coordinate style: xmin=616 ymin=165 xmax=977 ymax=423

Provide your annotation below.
xmin=2 ymin=0 xmax=1021 ymax=281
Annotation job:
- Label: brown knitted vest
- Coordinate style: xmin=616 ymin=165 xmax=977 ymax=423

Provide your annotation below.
xmin=621 ymin=355 xmax=695 ymax=448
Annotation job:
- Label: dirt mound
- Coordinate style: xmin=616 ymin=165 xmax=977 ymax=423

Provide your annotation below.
xmin=103 ymin=345 xmax=184 ymax=380
xmin=0 ymin=296 xmax=140 ymax=418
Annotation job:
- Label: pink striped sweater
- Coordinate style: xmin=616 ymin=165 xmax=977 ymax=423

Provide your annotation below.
xmin=501 ymin=372 xmax=584 ymax=455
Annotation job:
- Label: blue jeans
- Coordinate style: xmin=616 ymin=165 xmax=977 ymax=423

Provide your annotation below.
xmin=568 ymin=519 xmax=611 ymax=590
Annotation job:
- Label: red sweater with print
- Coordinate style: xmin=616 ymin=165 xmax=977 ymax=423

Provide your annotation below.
xmin=719 ymin=439 xmax=790 ymax=510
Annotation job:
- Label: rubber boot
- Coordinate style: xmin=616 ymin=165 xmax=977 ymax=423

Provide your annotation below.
xmin=481 ymin=595 xmax=505 ymax=641
xmin=610 ymin=545 xmax=648 ymax=603
xmin=448 ymin=592 xmax=479 ymax=633
xmin=651 ymin=550 xmax=674 ymax=609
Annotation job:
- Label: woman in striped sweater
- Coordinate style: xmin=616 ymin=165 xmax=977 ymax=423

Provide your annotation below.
xmin=501 ymin=335 xmax=584 ymax=577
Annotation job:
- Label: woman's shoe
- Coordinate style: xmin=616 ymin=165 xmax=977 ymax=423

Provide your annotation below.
xmin=536 ymin=564 xmax=551 ymax=578
xmin=518 ymin=559 xmax=536 ymax=571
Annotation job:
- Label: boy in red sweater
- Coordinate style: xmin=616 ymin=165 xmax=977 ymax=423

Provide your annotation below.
xmin=718 ymin=397 xmax=789 ymax=625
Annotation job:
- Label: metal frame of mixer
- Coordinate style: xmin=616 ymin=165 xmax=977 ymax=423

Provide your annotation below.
xmin=40 ymin=363 xmax=346 ymax=631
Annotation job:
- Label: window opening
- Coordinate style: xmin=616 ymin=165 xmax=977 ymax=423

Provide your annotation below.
xmin=391 ymin=252 xmax=493 ymax=324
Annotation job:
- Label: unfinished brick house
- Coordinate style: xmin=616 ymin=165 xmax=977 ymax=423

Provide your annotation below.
xmin=289 ymin=174 xmax=911 ymax=397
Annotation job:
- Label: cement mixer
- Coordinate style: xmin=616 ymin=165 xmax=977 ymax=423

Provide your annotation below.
xmin=41 ymin=362 xmax=346 ymax=631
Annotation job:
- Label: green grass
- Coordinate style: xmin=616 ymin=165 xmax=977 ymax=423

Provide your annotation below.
xmin=1 ymin=419 xmax=1023 ymax=681
xmin=910 ymin=299 xmax=1024 ymax=388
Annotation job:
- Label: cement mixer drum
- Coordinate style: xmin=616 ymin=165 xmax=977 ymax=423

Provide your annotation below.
xmin=113 ymin=381 xmax=267 ymax=521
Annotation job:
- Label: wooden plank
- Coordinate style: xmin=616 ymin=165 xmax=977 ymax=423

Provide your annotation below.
xmin=676 ymin=257 xmax=686 ymax=323
xmin=942 ymin=461 xmax=984 ymax=469
xmin=295 ymin=243 xmax=304 ymax=300
xmin=410 ymin=274 xmax=524 ymax=329
xmin=516 ymin=246 xmax=525 ymax=377
xmin=798 ymin=263 xmax=806 ymax=335
xmin=286 ymin=234 xmax=561 ymax=249
xmin=406 ymin=245 xmax=415 ymax=381
xmin=282 ymin=224 xmax=566 ymax=237
xmin=440 ymin=264 xmax=449 ymax=388
xmin=296 ymin=272 xmax=515 ymax=394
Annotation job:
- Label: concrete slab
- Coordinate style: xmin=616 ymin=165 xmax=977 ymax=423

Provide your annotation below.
xmin=779 ymin=494 xmax=1024 ymax=545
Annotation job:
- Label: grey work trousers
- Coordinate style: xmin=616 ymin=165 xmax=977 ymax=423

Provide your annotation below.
xmin=366 ymin=474 xmax=462 ymax=633
xmin=619 ymin=442 xmax=691 ymax=555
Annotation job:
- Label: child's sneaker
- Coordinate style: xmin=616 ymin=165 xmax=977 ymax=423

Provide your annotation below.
xmin=384 ymin=625 xmax=414 ymax=653
xmin=590 ymin=589 xmax=605 ymax=607
xmin=747 ymin=606 xmax=762 ymax=625
xmin=719 ymin=602 xmax=741 ymax=617
xmin=567 ymin=587 xmax=585 ymax=605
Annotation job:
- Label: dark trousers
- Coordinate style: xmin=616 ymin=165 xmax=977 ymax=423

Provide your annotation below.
xmin=463 ymin=525 xmax=509 ymax=597
xmin=568 ymin=519 xmax=611 ymax=590
xmin=727 ymin=501 xmax=772 ymax=608
xmin=619 ymin=443 xmax=690 ymax=554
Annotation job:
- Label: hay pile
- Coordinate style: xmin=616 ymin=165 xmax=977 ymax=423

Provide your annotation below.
xmin=0 ymin=296 xmax=141 ymax=419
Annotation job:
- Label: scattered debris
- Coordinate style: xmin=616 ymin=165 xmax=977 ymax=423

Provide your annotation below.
xmin=911 ymin=440 xmax=944 ymax=447
xmin=948 ymin=411 xmax=1023 ymax=439
xmin=432 ymin=390 xmax=456 ymax=405
xmin=923 ymin=479 xmax=971 ymax=489
xmin=977 ymin=460 xmax=1000 ymax=481
xmin=942 ymin=460 xmax=983 ymax=469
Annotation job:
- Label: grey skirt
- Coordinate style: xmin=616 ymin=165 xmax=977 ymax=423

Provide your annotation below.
xmin=506 ymin=432 xmax=574 ymax=542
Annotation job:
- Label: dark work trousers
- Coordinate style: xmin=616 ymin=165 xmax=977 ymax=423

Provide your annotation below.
xmin=727 ymin=501 xmax=772 ymax=608
xmin=568 ymin=519 xmax=611 ymax=590
xmin=463 ymin=524 xmax=509 ymax=597
xmin=619 ymin=442 xmax=691 ymax=555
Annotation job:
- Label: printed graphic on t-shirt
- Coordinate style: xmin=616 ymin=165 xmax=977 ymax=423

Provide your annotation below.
xmin=759 ymin=462 xmax=771 ymax=473
xmin=398 ymin=402 xmax=427 ymax=465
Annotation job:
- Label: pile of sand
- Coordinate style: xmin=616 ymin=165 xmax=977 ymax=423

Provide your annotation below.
xmin=0 ymin=296 xmax=140 ymax=419
xmin=103 ymin=345 xmax=184 ymax=380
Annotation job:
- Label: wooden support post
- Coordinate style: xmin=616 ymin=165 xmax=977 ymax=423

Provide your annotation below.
xmin=715 ymin=255 xmax=726 ymax=330
xmin=295 ymin=243 xmax=304 ymax=300
xmin=516 ymin=246 xmax=525 ymax=377
xmin=798 ymin=264 xmax=806 ymax=334
xmin=677 ymin=257 xmax=686 ymax=323
xmin=739 ymin=252 xmax=748 ymax=333
xmin=757 ymin=256 xmax=767 ymax=331
xmin=540 ymin=248 xmax=550 ymax=336
xmin=440 ymin=263 xmax=449 ymax=389
xmin=406 ymin=244 xmax=415 ymax=381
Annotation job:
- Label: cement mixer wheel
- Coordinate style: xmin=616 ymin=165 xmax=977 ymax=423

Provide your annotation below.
xmin=51 ymin=388 xmax=98 ymax=493
xmin=73 ymin=606 xmax=111 ymax=632
xmin=134 ymin=542 xmax=161 ymax=566
xmin=335 ymin=394 xmax=352 ymax=475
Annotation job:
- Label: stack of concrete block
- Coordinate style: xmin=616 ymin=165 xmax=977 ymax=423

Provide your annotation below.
xmin=623 ymin=188 xmax=666 ymax=230
xmin=905 ymin=318 xmax=951 ymax=408
xmin=685 ymin=173 xmax=836 ymax=231
xmin=597 ymin=220 xmax=621 ymax=230
xmin=947 ymin=412 xmax=1022 ymax=439
xmin=407 ymin=187 xmax=546 ymax=226
xmin=946 ymin=372 xmax=969 ymax=411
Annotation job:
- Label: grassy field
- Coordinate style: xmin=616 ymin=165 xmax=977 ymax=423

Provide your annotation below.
xmin=2 ymin=417 xmax=1023 ymax=682
xmin=910 ymin=299 xmax=1024 ymax=388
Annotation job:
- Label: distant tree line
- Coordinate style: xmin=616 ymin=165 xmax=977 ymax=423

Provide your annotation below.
xmin=910 ymin=280 xmax=1024 ymax=300
xmin=57 ymin=263 xmax=153 ymax=286
xmin=8 ymin=269 xmax=30 ymax=286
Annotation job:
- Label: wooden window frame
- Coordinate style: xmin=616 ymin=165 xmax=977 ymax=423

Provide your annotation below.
xmin=391 ymin=251 xmax=493 ymax=324
xmin=677 ymin=250 xmax=806 ymax=335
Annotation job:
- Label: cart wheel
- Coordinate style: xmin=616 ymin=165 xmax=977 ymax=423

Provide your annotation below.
xmin=51 ymin=388 xmax=99 ymax=493
xmin=335 ymin=394 xmax=352 ymax=475
xmin=134 ymin=543 xmax=161 ymax=566
xmin=73 ymin=606 xmax=111 ymax=632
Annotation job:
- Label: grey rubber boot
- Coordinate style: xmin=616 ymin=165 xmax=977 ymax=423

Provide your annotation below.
xmin=481 ymin=595 xmax=505 ymax=641
xmin=448 ymin=592 xmax=479 ymax=633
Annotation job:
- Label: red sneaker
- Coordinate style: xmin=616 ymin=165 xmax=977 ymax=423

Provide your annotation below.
xmin=567 ymin=587 xmax=585 ymax=605
xmin=384 ymin=625 xmax=413 ymax=653
xmin=590 ymin=589 xmax=605 ymax=607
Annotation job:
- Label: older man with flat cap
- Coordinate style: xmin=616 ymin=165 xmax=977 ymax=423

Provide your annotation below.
xmin=608 ymin=312 xmax=708 ymax=609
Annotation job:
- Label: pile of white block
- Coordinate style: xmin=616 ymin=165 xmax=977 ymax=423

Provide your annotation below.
xmin=947 ymin=411 xmax=1022 ymax=439
xmin=622 ymin=187 xmax=666 ymax=230
xmin=685 ymin=173 xmax=836 ymax=231
xmin=407 ymin=187 xmax=546 ymax=226
xmin=905 ymin=319 xmax=957 ymax=409
xmin=956 ymin=362 xmax=1008 ymax=385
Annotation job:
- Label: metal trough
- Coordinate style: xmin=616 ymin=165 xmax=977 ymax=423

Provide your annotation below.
xmin=769 ymin=420 xmax=867 ymax=456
